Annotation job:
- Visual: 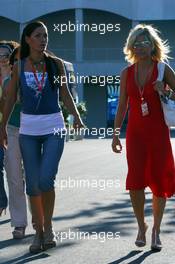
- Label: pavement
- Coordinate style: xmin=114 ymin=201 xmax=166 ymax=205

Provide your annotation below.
xmin=0 ymin=138 xmax=175 ymax=264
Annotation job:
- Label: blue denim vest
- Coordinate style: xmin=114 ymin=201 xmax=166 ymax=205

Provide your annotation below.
xmin=20 ymin=59 xmax=61 ymax=115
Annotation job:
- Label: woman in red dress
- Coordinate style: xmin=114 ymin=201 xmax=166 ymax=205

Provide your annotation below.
xmin=112 ymin=24 xmax=175 ymax=251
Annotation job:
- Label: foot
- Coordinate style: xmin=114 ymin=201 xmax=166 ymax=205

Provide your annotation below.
xmin=29 ymin=232 xmax=43 ymax=254
xmin=151 ymin=228 xmax=162 ymax=251
xmin=43 ymin=227 xmax=57 ymax=250
xmin=12 ymin=227 xmax=26 ymax=239
xmin=135 ymin=223 xmax=148 ymax=247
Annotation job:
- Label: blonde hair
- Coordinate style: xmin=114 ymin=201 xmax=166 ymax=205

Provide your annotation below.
xmin=123 ymin=24 xmax=170 ymax=64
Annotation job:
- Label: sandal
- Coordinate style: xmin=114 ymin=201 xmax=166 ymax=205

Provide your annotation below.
xmin=43 ymin=227 xmax=57 ymax=250
xmin=29 ymin=232 xmax=44 ymax=254
xmin=12 ymin=226 xmax=26 ymax=239
xmin=151 ymin=229 xmax=162 ymax=251
xmin=135 ymin=223 xmax=148 ymax=247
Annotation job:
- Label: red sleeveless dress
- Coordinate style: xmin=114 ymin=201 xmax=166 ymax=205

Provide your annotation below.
xmin=126 ymin=62 xmax=175 ymax=198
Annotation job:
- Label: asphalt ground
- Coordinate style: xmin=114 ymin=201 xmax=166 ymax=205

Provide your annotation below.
xmin=0 ymin=138 xmax=175 ymax=264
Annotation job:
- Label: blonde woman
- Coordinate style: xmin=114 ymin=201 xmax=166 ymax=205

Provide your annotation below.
xmin=112 ymin=24 xmax=175 ymax=251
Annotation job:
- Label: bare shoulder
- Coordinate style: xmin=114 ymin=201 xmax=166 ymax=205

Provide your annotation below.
xmin=120 ymin=66 xmax=130 ymax=81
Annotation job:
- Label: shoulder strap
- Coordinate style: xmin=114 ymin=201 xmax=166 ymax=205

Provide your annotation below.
xmin=157 ymin=62 xmax=165 ymax=81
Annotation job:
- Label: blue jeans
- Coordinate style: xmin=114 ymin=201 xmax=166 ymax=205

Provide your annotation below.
xmin=19 ymin=134 xmax=65 ymax=196
xmin=0 ymin=147 xmax=8 ymax=208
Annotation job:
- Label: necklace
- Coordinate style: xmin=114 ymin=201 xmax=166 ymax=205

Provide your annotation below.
xmin=135 ymin=62 xmax=154 ymax=98
xmin=30 ymin=59 xmax=46 ymax=92
xmin=29 ymin=58 xmax=45 ymax=73
xmin=136 ymin=64 xmax=154 ymax=90
xmin=29 ymin=57 xmax=45 ymax=67
xmin=135 ymin=62 xmax=154 ymax=117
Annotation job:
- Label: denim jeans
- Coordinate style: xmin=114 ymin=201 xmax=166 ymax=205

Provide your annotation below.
xmin=0 ymin=146 xmax=7 ymax=208
xmin=19 ymin=133 xmax=65 ymax=196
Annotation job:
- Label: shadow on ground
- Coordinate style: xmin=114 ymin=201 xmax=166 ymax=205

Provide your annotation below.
xmin=108 ymin=249 xmax=160 ymax=264
xmin=53 ymin=192 xmax=175 ymax=237
xmin=1 ymin=192 xmax=175 ymax=263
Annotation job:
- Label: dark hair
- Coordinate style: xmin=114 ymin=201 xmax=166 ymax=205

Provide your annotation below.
xmin=20 ymin=21 xmax=60 ymax=89
xmin=20 ymin=21 xmax=46 ymax=59
xmin=44 ymin=52 xmax=60 ymax=89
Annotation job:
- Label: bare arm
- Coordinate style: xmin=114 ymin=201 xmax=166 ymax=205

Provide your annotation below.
xmin=114 ymin=68 xmax=129 ymax=135
xmin=112 ymin=67 xmax=129 ymax=153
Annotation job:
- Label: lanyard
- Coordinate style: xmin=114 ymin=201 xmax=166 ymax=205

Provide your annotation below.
xmin=136 ymin=63 xmax=154 ymax=101
xmin=30 ymin=62 xmax=46 ymax=92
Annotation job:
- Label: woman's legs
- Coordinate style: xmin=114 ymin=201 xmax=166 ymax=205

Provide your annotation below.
xmin=151 ymin=195 xmax=166 ymax=250
xmin=39 ymin=134 xmax=64 ymax=249
xmin=130 ymin=189 xmax=146 ymax=230
xmin=129 ymin=189 xmax=166 ymax=249
xmin=19 ymin=134 xmax=43 ymax=252
xmin=19 ymin=133 xmax=64 ymax=252
xmin=41 ymin=190 xmax=55 ymax=230
xmin=129 ymin=189 xmax=148 ymax=246
xmin=152 ymin=195 xmax=166 ymax=232
xmin=29 ymin=195 xmax=44 ymax=233
xmin=40 ymin=134 xmax=64 ymax=231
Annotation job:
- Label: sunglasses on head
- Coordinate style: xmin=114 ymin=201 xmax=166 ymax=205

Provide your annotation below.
xmin=0 ymin=53 xmax=10 ymax=59
xmin=133 ymin=40 xmax=151 ymax=49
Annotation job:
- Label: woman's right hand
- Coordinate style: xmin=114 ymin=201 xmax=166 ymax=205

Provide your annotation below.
xmin=112 ymin=136 xmax=122 ymax=153
xmin=0 ymin=125 xmax=8 ymax=149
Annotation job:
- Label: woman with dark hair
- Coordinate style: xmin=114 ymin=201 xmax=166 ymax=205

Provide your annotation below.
xmin=0 ymin=21 xmax=84 ymax=253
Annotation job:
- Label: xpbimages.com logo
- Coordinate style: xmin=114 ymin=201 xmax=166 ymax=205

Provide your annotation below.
xmin=53 ymin=73 xmax=120 ymax=87
xmin=53 ymin=127 xmax=120 ymax=139
xmin=55 ymin=178 xmax=121 ymax=191
xmin=53 ymin=21 xmax=121 ymax=35
xmin=56 ymin=229 xmax=121 ymax=243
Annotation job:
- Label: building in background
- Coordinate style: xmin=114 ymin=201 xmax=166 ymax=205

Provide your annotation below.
xmin=0 ymin=0 xmax=175 ymax=130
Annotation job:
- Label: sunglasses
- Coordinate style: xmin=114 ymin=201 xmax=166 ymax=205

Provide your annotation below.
xmin=133 ymin=40 xmax=151 ymax=49
xmin=0 ymin=53 xmax=10 ymax=59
